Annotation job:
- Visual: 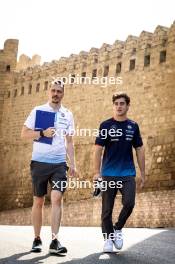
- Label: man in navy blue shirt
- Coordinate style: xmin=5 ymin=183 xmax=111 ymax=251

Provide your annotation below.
xmin=94 ymin=92 xmax=145 ymax=253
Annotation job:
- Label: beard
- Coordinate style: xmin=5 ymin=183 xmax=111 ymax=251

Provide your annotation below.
xmin=52 ymin=100 xmax=59 ymax=103
xmin=52 ymin=96 xmax=60 ymax=104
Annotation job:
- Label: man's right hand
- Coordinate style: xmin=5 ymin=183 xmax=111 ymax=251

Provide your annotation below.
xmin=93 ymin=173 xmax=101 ymax=181
xmin=43 ymin=127 xmax=56 ymax=137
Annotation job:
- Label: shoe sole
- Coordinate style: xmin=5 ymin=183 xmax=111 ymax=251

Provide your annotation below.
xmin=31 ymin=248 xmax=42 ymax=253
xmin=103 ymin=247 xmax=114 ymax=253
xmin=49 ymin=248 xmax=67 ymax=255
xmin=103 ymin=250 xmax=114 ymax=253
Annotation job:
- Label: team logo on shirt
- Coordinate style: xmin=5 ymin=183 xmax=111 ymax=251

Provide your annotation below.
xmin=126 ymin=125 xmax=134 ymax=141
xmin=61 ymin=113 xmax=65 ymax=117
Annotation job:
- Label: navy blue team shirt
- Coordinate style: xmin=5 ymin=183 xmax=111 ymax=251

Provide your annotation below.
xmin=95 ymin=118 xmax=143 ymax=177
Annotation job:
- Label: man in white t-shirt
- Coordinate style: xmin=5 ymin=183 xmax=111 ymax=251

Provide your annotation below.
xmin=21 ymin=80 xmax=76 ymax=255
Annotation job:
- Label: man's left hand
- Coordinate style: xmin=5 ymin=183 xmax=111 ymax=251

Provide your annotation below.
xmin=69 ymin=165 xmax=77 ymax=177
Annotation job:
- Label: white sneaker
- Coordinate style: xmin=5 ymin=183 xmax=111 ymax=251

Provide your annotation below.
xmin=113 ymin=229 xmax=123 ymax=250
xmin=103 ymin=238 xmax=113 ymax=253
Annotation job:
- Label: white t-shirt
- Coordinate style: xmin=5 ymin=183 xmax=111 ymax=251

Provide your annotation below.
xmin=24 ymin=102 xmax=75 ymax=163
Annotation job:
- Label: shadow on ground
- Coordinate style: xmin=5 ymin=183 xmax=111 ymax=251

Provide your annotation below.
xmin=0 ymin=229 xmax=174 ymax=264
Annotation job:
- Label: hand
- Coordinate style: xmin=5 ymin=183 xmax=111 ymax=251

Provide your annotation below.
xmin=68 ymin=165 xmax=77 ymax=178
xmin=93 ymin=173 xmax=101 ymax=181
xmin=43 ymin=127 xmax=56 ymax=138
xmin=138 ymin=177 xmax=145 ymax=189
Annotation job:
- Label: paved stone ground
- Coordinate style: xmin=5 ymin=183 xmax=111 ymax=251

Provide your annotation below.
xmin=0 ymin=226 xmax=175 ymax=263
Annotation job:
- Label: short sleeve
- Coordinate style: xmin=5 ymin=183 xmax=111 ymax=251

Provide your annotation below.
xmin=24 ymin=108 xmax=36 ymax=130
xmin=132 ymin=123 xmax=143 ymax=148
xmin=95 ymin=123 xmax=108 ymax=147
xmin=67 ymin=112 xmax=75 ymax=136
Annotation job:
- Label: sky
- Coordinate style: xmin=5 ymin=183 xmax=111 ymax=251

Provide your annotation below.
xmin=0 ymin=0 xmax=175 ymax=63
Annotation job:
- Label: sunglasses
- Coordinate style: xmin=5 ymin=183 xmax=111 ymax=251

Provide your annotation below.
xmin=51 ymin=80 xmax=64 ymax=88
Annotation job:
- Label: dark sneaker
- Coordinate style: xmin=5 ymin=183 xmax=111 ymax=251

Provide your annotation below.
xmin=31 ymin=237 xmax=42 ymax=252
xmin=49 ymin=239 xmax=67 ymax=255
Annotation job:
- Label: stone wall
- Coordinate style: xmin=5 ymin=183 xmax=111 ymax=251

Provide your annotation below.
xmin=0 ymin=190 xmax=174 ymax=227
xmin=17 ymin=54 xmax=41 ymax=70
xmin=0 ymin=39 xmax=18 ymax=125
xmin=0 ymin=22 xmax=175 ymax=227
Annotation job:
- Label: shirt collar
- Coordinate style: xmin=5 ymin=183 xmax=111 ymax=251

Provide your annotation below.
xmin=46 ymin=102 xmax=66 ymax=113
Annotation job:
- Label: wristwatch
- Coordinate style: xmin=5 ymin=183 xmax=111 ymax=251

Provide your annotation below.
xmin=40 ymin=130 xmax=44 ymax=137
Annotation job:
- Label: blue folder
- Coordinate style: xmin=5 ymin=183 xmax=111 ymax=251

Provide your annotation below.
xmin=34 ymin=110 xmax=56 ymax=144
